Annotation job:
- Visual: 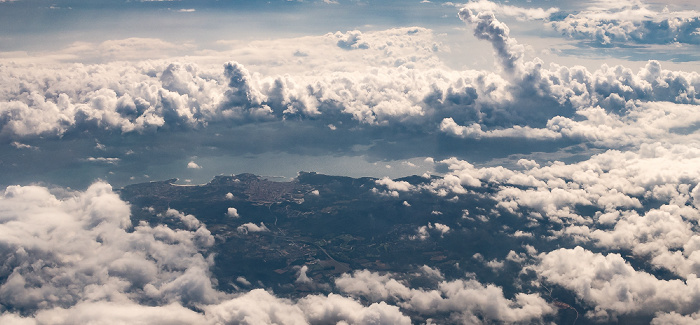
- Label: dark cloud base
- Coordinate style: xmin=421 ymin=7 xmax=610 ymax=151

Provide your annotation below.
xmin=0 ymin=120 xmax=586 ymax=189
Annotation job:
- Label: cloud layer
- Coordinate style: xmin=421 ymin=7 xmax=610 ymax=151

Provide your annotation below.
xmin=0 ymin=181 xmax=553 ymax=324
xmin=1 ymin=24 xmax=698 ymax=158
xmin=548 ymin=0 xmax=700 ymax=46
xmin=1 ymin=2 xmax=700 ymax=323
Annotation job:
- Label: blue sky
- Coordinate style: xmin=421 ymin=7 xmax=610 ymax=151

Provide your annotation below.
xmin=3 ymin=0 xmax=698 ymax=66
xmin=0 ymin=0 xmax=459 ymax=49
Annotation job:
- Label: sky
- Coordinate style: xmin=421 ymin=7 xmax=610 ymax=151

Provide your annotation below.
xmin=2 ymin=0 xmax=700 ymax=323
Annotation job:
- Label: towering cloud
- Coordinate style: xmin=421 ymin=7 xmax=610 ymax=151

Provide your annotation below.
xmin=458 ymin=7 xmax=525 ymax=75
